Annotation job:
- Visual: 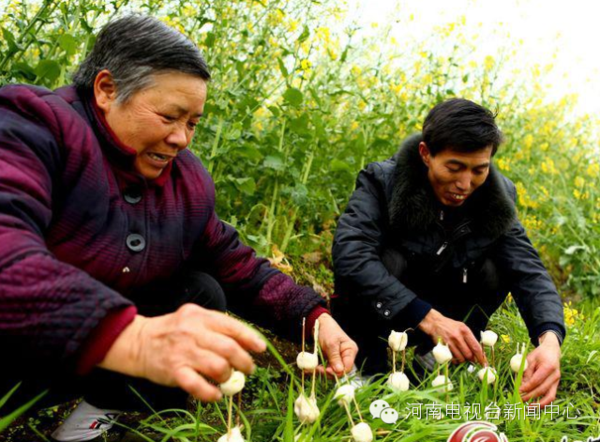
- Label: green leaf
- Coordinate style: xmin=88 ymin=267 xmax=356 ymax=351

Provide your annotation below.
xmin=283 ymin=87 xmax=303 ymax=107
xmin=264 ymin=153 xmax=285 ymax=171
xmin=297 ymin=26 xmax=310 ymax=43
xmin=0 ymin=383 xmax=20 ymax=410
xmin=232 ymin=177 xmax=256 ymax=195
xmin=564 ymin=245 xmax=587 ymax=255
xmin=268 ymin=106 xmax=281 ymax=117
xmin=236 ymin=145 xmax=262 ymax=162
xmin=35 ymin=59 xmax=61 ymax=83
xmin=277 ymin=57 xmax=288 ymax=78
xmin=289 ymin=112 xmax=309 ymax=134
xmin=204 ymin=32 xmax=215 ymax=48
xmin=58 ymin=33 xmax=78 ymax=56
xmin=0 ymin=389 xmax=47 ymax=433
xmin=330 ymin=158 xmax=352 ymax=173
xmin=1 ymin=28 xmax=20 ymax=53
xmin=291 ymin=184 xmax=308 ymax=206
xmin=11 ymin=62 xmax=36 ymax=81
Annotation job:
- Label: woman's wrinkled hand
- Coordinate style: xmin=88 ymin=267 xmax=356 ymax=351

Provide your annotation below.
xmin=99 ymin=304 xmax=266 ymax=402
xmin=314 ymin=313 xmax=358 ymax=377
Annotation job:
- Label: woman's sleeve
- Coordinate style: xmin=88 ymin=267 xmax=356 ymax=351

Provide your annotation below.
xmin=197 ymin=208 xmax=326 ymax=341
xmin=0 ymin=87 xmax=134 ymax=376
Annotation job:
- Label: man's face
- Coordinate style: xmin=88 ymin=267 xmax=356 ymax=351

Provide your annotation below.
xmin=419 ymin=142 xmax=493 ymax=207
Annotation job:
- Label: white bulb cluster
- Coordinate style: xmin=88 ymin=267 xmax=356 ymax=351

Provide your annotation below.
xmin=431 ymin=374 xmax=453 ymax=392
xmin=480 ymin=330 xmax=498 ymax=347
xmin=296 ymin=351 xmax=319 ymax=371
xmin=432 ymin=342 xmax=453 ymax=364
xmin=217 ymin=426 xmax=245 ymax=442
xmin=510 ymin=343 xmax=528 ymax=373
xmin=387 ymin=372 xmax=410 ymax=392
xmin=218 ymin=370 xmax=247 ymax=441
xmin=477 ymin=366 xmax=497 ymax=384
xmin=388 ymin=331 xmax=408 ymax=352
xmin=294 ymin=394 xmax=320 ymax=424
xmin=334 ymin=384 xmax=356 ymax=406
xmin=351 ymin=422 xmax=374 ymax=442
xmin=220 ymin=370 xmax=246 ymax=396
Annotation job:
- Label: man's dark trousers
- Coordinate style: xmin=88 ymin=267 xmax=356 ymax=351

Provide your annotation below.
xmin=332 ymin=249 xmax=509 ymax=375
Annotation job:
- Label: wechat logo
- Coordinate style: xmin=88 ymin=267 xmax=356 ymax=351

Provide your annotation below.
xmin=369 ymin=399 xmax=399 ymax=424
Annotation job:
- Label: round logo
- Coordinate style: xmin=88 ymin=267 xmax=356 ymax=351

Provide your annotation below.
xmin=448 ymin=421 xmax=508 ymax=442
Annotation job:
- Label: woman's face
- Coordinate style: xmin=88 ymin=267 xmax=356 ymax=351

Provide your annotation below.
xmin=95 ymin=70 xmax=208 ymax=179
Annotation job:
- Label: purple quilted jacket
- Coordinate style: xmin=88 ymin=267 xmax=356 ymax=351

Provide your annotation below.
xmin=0 ymin=84 xmax=326 ymax=375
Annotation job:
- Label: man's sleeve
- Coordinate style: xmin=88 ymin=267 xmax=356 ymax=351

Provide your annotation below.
xmin=0 ymin=88 xmax=134 ymax=376
xmin=494 ymin=184 xmax=566 ymax=346
xmin=197 ymin=207 xmax=326 ymax=341
xmin=332 ymin=164 xmax=431 ymax=328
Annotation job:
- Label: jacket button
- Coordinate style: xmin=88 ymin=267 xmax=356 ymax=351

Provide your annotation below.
xmin=384 ymin=310 xmax=391 ymax=317
xmin=124 ymin=187 xmax=142 ymax=204
xmin=376 ymin=302 xmax=382 ymax=309
xmin=126 ymin=234 xmax=146 ymax=252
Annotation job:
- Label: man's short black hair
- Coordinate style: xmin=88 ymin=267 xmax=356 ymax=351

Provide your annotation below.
xmin=422 ymin=98 xmax=503 ymax=156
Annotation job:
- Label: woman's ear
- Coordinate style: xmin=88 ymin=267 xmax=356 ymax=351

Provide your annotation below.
xmin=418 ymin=141 xmax=431 ymax=167
xmin=93 ymin=69 xmax=118 ymax=113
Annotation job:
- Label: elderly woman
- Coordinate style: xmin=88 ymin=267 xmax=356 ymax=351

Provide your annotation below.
xmin=0 ymin=15 xmax=357 ymax=442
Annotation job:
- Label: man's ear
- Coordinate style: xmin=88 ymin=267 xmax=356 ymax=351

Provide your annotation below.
xmin=94 ymin=69 xmax=118 ymax=113
xmin=418 ymin=141 xmax=432 ymax=167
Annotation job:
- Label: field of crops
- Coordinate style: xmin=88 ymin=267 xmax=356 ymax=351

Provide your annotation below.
xmin=1 ymin=0 xmax=599 ymax=441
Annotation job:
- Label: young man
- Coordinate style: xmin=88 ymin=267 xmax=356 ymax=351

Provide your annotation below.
xmin=332 ymin=98 xmax=564 ymax=407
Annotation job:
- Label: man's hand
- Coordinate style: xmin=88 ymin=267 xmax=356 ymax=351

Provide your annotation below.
xmin=520 ymin=332 xmax=561 ymax=407
xmin=418 ymin=309 xmax=486 ymax=365
xmin=99 ymin=304 xmax=266 ymax=402
xmin=314 ymin=313 xmax=358 ymax=377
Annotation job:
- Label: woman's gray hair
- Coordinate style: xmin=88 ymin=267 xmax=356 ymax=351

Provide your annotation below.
xmin=73 ymin=15 xmax=210 ymax=103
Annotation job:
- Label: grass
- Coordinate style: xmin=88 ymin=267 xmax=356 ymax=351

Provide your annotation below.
xmin=77 ymin=298 xmax=596 ymax=442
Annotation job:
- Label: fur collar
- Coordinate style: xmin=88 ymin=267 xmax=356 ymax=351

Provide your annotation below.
xmin=388 ymin=133 xmax=516 ymax=239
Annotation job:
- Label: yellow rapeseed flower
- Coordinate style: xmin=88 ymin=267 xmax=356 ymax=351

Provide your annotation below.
xmin=586 ymin=163 xmax=600 ymax=177
xmin=484 ymin=55 xmax=495 ymax=70
xmin=575 ymin=176 xmax=586 ymax=188
xmin=300 ymin=59 xmax=312 ymax=71
xmin=496 ymin=157 xmax=511 ymax=172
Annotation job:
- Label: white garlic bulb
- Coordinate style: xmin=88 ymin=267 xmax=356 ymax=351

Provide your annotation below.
xmin=388 ymin=330 xmax=408 ymax=352
xmin=510 ymin=344 xmax=528 ymax=373
xmin=294 ymin=394 xmax=320 ymax=424
xmin=387 ymin=372 xmax=410 ymax=392
xmin=432 ymin=342 xmax=453 ymax=364
xmin=334 ymin=384 xmax=356 ymax=406
xmin=220 ymin=370 xmax=246 ymax=396
xmin=431 ymin=375 xmax=453 ymax=392
xmin=480 ymin=330 xmax=498 ymax=347
xmin=296 ymin=351 xmax=319 ymax=371
xmin=218 ymin=426 xmax=245 ymax=442
xmin=477 ymin=366 xmax=497 ymax=384
xmin=351 ymin=422 xmax=373 ymax=442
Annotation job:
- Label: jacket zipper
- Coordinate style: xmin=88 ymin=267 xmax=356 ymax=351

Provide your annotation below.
xmin=437 ymin=242 xmax=448 ymax=255
xmin=463 ymin=267 xmax=468 ymax=283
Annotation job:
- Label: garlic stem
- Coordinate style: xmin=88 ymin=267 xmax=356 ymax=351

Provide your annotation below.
xmin=227 ymin=395 xmax=233 ymax=433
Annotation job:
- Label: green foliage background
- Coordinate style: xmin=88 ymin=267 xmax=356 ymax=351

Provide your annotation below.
xmin=1 ymin=0 xmax=599 ymax=301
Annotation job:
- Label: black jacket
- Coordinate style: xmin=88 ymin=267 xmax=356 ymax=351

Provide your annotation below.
xmin=333 ymin=134 xmax=565 ymax=345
